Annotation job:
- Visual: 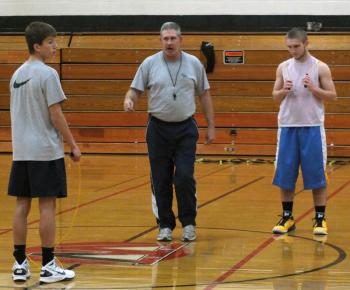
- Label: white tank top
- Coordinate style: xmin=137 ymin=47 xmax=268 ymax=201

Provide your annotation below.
xmin=278 ymin=55 xmax=324 ymax=127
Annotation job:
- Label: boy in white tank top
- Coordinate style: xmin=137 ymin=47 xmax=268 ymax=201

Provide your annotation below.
xmin=272 ymin=28 xmax=337 ymax=236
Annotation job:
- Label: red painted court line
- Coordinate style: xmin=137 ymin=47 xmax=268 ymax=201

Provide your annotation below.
xmin=295 ymin=179 xmax=350 ymax=223
xmin=204 ymin=238 xmax=275 ymax=290
xmin=55 ymin=165 xmax=231 ymax=223
xmin=0 ymin=181 xmax=149 ymax=236
xmin=0 ymin=165 xmax=233 ymax=237
xmin=204 ymin=179 xmax=350 ymax=290
xmin=125 ymin=174 xmax=262 ymax=243
xmin=56 ymin=181 xmax=150 ymax=216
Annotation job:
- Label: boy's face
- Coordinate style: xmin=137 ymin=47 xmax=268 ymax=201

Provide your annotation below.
xmin=34 ymin=36 xmax=57 ymax=61
xmin=286 ymin=38 xmax=308 ymax=60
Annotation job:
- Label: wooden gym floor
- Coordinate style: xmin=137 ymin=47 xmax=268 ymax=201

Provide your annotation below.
xmin=1 ymin=153 xmax=350 ymax=289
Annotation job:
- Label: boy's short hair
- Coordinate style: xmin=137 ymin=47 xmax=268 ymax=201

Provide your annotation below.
xmin=160 ymin=22 xmax=181 ymax=37
xmin=25 ymin=22 xmax=57 ymax=54
xmin=286 ymin=27 xmax=308 ymax=43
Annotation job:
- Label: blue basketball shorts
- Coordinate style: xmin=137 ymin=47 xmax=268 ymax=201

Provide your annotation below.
xmin=272 ymin=126 xmax=327 ymax=191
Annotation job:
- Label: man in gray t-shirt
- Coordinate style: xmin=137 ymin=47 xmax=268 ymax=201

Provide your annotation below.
xmin=124 ymin=22 xmax=215 ymax=242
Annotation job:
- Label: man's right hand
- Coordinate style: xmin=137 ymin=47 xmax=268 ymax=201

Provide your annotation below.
xmin=124 ymin=98 xmax=135 ymax=112
xmin=70 ymin=145 xmax=81 ymax=162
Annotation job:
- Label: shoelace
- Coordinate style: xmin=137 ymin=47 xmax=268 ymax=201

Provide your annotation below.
xmin=313 ymin=218 xmax=325 ymax=227
xmin=276 ymin=215 xmax=292 ymax=226
xmin=51 ymin=260 xmax=65 ymax=272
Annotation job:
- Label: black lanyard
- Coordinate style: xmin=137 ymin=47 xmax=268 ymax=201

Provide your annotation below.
xmin=163 ymin=53 xmax=182 ymax=100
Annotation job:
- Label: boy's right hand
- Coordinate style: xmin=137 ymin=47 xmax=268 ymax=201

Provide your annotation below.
xmin=70 ymin=146 xmax=81 ymax=162
xmin=283 ymin=80 xmax=293 ymax=92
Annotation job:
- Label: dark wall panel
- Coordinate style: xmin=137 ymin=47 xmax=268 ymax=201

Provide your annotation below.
xmin=0 ymin=15 xmax=349 ymax=33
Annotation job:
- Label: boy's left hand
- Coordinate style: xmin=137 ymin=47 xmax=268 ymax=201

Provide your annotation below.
xmin=303 ymin=73 xmax=314 ymax=91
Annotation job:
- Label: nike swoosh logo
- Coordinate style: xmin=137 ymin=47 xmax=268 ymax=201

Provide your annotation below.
xmin=13 ymin=78 xmax=31 ymax=89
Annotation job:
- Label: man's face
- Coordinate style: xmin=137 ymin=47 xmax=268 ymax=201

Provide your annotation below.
xmin=34 ymin=36 xmax=57 ymax=60
xmin=286 ymin=38 xmax=308 ymax=60
xmin=160 ymin=29 xmax=182 ymax=59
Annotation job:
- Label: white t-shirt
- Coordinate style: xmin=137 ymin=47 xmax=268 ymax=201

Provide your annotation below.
xmin=278 ymin=55 xmax=324 ymax=127
xmin=10 ymin=59 xmax=66 ymax=161
xmin=131 ymin=51 xmax=210 ymax=122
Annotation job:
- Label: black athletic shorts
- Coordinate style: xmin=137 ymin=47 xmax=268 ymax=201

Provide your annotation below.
xmin=8 ymin=158 xmax=67 ymax=198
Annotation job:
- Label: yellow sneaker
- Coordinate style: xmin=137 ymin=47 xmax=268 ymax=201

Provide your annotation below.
xmin=272 ymin=215 xmax=296 ymax=234
xmin=313 ymin=218 xmax=328 ymax=235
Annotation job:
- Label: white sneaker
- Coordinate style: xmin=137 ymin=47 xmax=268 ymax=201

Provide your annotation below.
xmin=157 ymin=228 xmax=172 ymax=241
xmin=40 ymin=259 xmax=75 ymax=284
xmin=182 ymin=225 xmax=196 ymax=241
xmin=12 ymin=258 xmax=31 ymax=282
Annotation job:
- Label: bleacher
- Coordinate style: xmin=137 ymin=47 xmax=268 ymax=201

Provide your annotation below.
xmin=1 ymin=33 xmax=350 ymax=156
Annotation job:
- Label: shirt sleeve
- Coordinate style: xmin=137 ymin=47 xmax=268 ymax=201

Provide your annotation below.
xmin=42 ymin=69 xmax=67 ymax=107
xmin=130 ymin=61 xmax=149 ymax=92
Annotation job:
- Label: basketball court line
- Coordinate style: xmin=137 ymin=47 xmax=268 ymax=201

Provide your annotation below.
xmin=203 ymin=178 xmax=350 ymax=290
xmin=92 ymin=174 xmax=148 ymax=192
xmin=1 ymin=165 xmax=348 ymax=289
xmin=0 ymin=181 xmax=149 ymax=236
xmin=125 ymin=176 xmax=265 ymax=242
xmin=0 ymin=164 xmax=232 ymax=237
xmin=2 ymin=164 xmax=234 ymax=289
xmin=132 ymin=232 xmax=345 ymax=289
xmin=2 ymin=233 xmax=346 ymax=290
xmin=22 ymin=173 xmax=266 ymax=290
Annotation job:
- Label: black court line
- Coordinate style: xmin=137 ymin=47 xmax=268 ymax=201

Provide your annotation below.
xmin=123 ymin=164 xmax=235 ymax=242
xmin=6 ymin=232 xmax=345 ymax=289
xmin=7 ymin=164 xmax=346 ymax=289
xmin=0 ymin=175 xmax=150 ymax=236
xmin=198 ymin=176 xmax=265 ymax=209
xmin=92 ymin=174 xmax=148 ymax=192
xmin=125 ymin=175 xmax=265 ymax=243
xmin=146 ymin=234 xmax=346 ymax=289
xmin=0 ymin=181 xmax=150 ymax=237
xmin=14 ymin=164 xmax=233 ymax=289
xmin=202 ymin=178 xmax=350 ymax=290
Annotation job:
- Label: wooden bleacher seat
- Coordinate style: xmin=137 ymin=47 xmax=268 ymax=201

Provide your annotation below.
xmin=1 ymin=33 xmax=350 ymax=156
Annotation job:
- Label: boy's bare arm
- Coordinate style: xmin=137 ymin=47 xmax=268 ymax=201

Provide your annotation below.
xmin=49 ymin=103 xmax=81 ymax=161
xmin=272 ymin=63 xmax=292 ymax=102
xmin=304 ymin=61 xmax=337 ymax=101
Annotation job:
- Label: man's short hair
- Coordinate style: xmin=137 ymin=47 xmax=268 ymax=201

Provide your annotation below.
xmin=286 ymin=27 xmax=308 ymax=42
xmin=25 ymin=22 xmax=57 ymax=54
xmin=160 ymin=22 xmax=181 ymax=37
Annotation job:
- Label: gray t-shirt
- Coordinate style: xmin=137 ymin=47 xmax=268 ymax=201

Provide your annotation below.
xmin=10 ymin=59 xmax=66 ymax=161
xmin=131 ymin=51 xmax=210 ymax=122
